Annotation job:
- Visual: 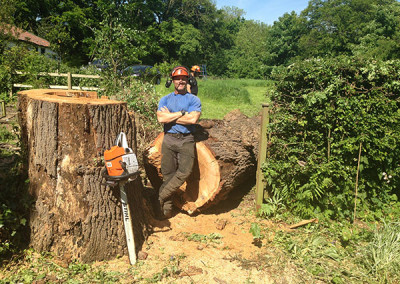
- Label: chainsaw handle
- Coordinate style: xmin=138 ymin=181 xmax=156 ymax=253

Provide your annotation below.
xmin=114 ymin=132 xmax=129 ymax=148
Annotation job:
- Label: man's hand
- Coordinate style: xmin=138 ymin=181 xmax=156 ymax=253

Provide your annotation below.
xmin=176 ymin=111 xmax=201 ymax=125
xmin=157 ymin=107 xmax=184 ymax=123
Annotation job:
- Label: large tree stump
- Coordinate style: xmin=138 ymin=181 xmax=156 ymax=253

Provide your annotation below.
xmin=18 ymin=89 xmax=149 ymax=263
xmin=144 ymin=109 xmax=260 ymax=214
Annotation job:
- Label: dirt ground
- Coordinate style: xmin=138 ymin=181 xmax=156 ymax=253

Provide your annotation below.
xmin=90 ymin=185 xmax=300 ymax=284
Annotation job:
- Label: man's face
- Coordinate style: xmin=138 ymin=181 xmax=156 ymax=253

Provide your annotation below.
xmin=173 ymin=75 xmax=188 ymax=93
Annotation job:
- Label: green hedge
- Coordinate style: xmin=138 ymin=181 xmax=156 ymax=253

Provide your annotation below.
xmin=265 ymin=56 xmax=400 ymax=220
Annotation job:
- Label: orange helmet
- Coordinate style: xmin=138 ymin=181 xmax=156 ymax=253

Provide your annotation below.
xmin=191 ymin=65 xmax=201 ymax=72
xmin=171 ymin=66 xmax=189 ymax=78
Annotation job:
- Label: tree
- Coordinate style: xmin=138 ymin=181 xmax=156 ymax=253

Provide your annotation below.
xmin=7 ymin=0 xmax=45 ymax=31
xmin=298 ymin=0 xmax=397 ymax=58
xmin=36 ymin=0 xmax=99 ymax=66
xmin=0 ymin=0 xmax=16 ymax=54
xmin=159 ymin=19 xmax=202 ymax=66
xmin=265 ymin=12 xmax=306 ymax=67
xmin=90 ymin=18 xmax=148 ymax=73
xmin=0 ymin=0 xmax=16 ymax=25
xmin=202 ymin=6 xmax=245 ymax=75
xmin=228 ymin=20 xmax=269 ymax=78
xmin=350 ymin=1 xmax=400 ymax=60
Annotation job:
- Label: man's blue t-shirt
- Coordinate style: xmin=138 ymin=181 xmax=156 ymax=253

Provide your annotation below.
xmin=158 ymin=92 xmax=201 ymax=134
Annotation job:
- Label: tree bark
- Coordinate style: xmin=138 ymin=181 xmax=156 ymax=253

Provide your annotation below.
xmin=18 ymin=89 xmax=149 ymax=263
xmin=144 ymin=109 xmax=260 ymax=214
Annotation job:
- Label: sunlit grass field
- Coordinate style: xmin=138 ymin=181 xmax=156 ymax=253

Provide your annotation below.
xmin=155 ymin=77 xmax=273 ymax=119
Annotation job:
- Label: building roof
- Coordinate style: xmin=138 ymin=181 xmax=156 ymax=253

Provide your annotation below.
xmin=1 ymin=24 xmax=50 ymax=47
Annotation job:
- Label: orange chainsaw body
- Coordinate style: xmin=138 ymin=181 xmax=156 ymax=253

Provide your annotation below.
xmin=104 ymin=146 xmax=126 ymax=176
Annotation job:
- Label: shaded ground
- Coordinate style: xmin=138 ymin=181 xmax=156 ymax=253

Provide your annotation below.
xmin=0 ymin=102 xmax=20 ymax=175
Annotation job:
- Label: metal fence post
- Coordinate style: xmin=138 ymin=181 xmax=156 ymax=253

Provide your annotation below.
xmin=255 ymin=103 xmax=270 ymax=213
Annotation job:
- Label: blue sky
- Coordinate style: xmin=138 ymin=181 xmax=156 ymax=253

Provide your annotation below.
xmin=215 ymin=0 xmax=310 ymax=25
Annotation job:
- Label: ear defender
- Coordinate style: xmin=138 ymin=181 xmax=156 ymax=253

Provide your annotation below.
xmin=188 ymin=76 xmax=196 ymax=86
xmin=165 ymin=66 xmax=190 ymax=88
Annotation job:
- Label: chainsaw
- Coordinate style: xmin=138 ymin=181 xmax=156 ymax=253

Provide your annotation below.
xmin=102 ymin=132 xmax=139 ymax=265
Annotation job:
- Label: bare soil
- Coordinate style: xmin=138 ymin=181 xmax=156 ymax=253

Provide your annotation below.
xmin=89 ymin=185 xmax=301 ymax=284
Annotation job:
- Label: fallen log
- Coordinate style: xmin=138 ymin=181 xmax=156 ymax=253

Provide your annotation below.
xmin=18 ymin=89 xmax=149 ymax=263
xmin=144 ymin=109 xmax=261 ymax=214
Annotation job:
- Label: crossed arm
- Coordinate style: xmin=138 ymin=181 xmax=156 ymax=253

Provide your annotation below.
xmin=157 ymin=106 xmax=200 ymax=125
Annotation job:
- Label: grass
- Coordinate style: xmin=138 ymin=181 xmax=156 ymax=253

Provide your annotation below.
xmin=0 ymin=251 xmax=128 ymax=283
xmin=183 ymin=232 xmax=223 ymax=244
xmin=364 ymin=221 xmax=400 ymax=279
xmin=155 ymin=77 xmax=272 ymax=119
xmin=247 ymin=219 xmax=400 ymax=283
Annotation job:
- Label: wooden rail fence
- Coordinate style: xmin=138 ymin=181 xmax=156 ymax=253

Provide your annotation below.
xmin=11 ymin=71 xmax=102 ymax=98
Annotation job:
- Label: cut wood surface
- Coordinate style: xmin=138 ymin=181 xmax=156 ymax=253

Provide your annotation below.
xmin=144 ymin=109 xmax=261 ymax=214
xmin=18 ymin=89 xmax=149 ymax=263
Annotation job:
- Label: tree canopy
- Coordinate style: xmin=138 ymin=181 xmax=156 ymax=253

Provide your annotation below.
xmin=2 ymin=0 xmax=400 ymax=77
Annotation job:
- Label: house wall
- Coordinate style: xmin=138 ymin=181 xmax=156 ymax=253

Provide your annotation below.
xmin=5 ymin=40 xmax=58 ymax=59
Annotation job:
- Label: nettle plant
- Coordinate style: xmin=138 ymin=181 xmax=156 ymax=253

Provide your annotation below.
xmin=265 ymin=56 xmax=400 ymax=220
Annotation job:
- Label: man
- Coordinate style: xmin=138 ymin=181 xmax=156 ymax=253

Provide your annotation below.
xmin=187 ymin=65 xmax=201 ymax=96
xmin=156 ymin=66 xmax=202 ymax=219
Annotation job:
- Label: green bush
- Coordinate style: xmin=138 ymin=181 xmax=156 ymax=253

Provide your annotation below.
xmin=266 ymin=56 xmax=400 ymax=220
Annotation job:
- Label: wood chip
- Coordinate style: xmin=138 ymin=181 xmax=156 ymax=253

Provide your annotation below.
xmin=181 ymin=266 xmax=203 ymax=276
xmin=215 ymin=219 xmax=228 ymax=230
xmin=137 ymin=251 xmax=148 ymax=260
xmin=213 ymin=277 xmax=228 ymax=284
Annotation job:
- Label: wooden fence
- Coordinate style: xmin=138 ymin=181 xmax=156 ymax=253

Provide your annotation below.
xmin=11 ymin=71 xmax=102 ymax=98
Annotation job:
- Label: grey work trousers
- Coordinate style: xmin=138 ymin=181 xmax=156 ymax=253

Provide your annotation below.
xmin=159 ymin=133 xmax=195 ymax=213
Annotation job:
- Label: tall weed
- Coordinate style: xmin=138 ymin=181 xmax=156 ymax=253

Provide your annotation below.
xmin=363 ymin=221 xmax=400 ymax=279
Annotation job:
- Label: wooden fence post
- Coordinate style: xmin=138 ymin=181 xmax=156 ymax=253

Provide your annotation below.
xmin=255 ymin=103 xmax=270 ymax=213
xmin=0 ymin=100 xmax=6 ymax=118
xmin=67 ymin=72 xmax=72 ymax=89
xmin=9 ymin=73 xmax=14 ymax=99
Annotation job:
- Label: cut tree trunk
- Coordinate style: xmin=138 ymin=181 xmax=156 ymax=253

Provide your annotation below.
xmin=144 ymin=109 xmax=261 ymax=214
xmin=18 ymin=89 xmax=149 ymax=263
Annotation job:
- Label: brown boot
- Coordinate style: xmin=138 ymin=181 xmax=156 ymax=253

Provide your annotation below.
xmin=162 ymin=199 xmax=174 ymax=219
xmin=154 ymin=198 xmax=167 ymax=220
